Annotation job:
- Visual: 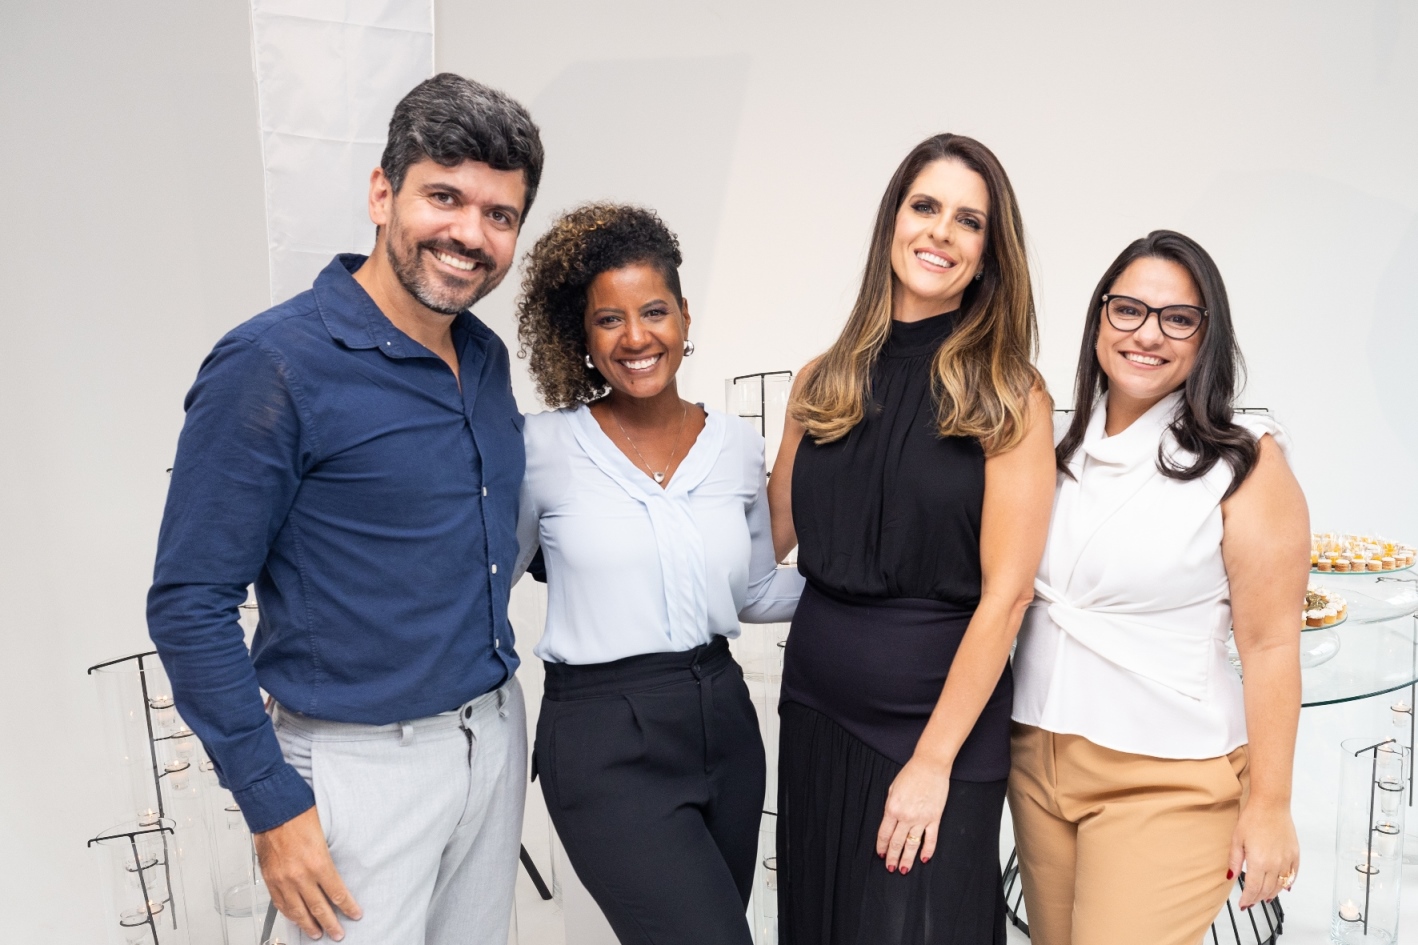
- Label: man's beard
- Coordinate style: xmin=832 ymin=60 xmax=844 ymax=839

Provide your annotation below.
xmin=385 ymin=227 xmax=505 ymax=316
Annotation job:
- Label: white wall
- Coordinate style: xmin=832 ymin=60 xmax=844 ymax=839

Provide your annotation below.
xmin=2 ymin=0 xmax=1416 ymax=941
xmin=1 ymin=1 xmax=270 ymax=938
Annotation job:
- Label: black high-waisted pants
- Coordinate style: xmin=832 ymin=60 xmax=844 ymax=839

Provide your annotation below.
xmin=534 ymin=636 xmax=765 ymax=945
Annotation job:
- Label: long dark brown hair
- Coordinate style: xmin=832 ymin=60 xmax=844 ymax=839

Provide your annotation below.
xmin=1056 ymin=230 xmax=1258 ymax=498
xmin=790 ymin=134 xmax=1041 ymax=453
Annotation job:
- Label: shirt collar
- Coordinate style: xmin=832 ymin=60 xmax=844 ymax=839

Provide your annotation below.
xmin=1079 ymin=389 xmax=1185 ymax=468
xmin=565 ymin=403 xmax=725 ymax=500
xmin=312 ymin=253 xmax=476 ymax=359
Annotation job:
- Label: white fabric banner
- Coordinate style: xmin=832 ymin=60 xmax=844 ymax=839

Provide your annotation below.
xmin=249 ymin=0 xmax=433 ymax=303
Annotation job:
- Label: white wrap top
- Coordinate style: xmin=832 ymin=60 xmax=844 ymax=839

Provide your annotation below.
xmin=1012 ymin=391 xmax=1289 ymax=759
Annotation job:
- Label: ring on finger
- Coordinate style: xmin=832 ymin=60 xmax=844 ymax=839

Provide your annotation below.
xmin=1278 ymin=871 xmax=1296 ymax=890
xmin=905 ymin=833 xmax=921 ymax=845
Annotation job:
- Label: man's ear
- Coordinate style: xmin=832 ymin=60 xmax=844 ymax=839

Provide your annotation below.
xmin=367 ymin=167 xmax=394 ymax=227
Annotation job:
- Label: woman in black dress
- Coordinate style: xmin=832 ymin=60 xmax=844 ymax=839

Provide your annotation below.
xmin=768 ymin=134 xmax=1056 ymax=944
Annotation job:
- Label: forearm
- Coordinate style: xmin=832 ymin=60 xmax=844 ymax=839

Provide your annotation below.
xmin=739 ymin=563 xmax=805 ymax=623
xmin=1238 ymin=640 xmax=1301 ymax=807
xmin=767 ymin=473 xmax=796 ymax=563
xmin=148 ymin=581 xmax=314 ymax=831
xmin=912 ymin=594 xmax=1028 ymax=770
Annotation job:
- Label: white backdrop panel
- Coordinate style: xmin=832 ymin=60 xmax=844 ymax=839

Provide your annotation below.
xmin=250 ymin=0 xmax=433 ymax=303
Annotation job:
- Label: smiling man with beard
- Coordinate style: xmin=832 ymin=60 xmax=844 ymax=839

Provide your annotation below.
xmin=147 ymin=74 xmax=542 ymax=944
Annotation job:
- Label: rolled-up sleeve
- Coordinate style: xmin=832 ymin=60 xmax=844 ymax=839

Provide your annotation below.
xmin=147 ymin=335 xmax=316 ymax=833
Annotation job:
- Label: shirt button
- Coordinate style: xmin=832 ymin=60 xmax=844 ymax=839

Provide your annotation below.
xmin=494 ymin=639 xmax=501 ymax=649
xmin=482 ymin=486 xmax=488 ymax=497
xmin=490 ymin=564 xmax=498 ymax=574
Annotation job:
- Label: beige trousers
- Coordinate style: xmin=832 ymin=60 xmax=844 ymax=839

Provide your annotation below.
xmin=1008 ymin=723 xmax=1249 ymax=945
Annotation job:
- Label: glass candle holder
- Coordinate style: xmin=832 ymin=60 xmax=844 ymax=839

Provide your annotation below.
xmin=148 ymin=695 xmax=176 ymax=732
xmin=119 ymin=903 xmax=161 ymax=945
xmin=1331 ymin=737 xmax=1409 ymax=943
xmin=162 ymin=760 xmax=191 ymax=794
xmin=166 ymin=727 xmax=196 ymax=761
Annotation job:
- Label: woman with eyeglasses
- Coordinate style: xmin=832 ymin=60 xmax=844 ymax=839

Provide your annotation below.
xmin=1009 ymin=230 xmax=1307 ymax=944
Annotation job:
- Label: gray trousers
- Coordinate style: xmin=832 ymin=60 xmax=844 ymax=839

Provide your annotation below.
xmin=271 ymin=677 xmax=527 ymax=945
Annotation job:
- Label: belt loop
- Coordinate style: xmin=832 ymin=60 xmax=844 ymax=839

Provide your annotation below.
xmin=400 ymin=722 xmax=415 ymax=747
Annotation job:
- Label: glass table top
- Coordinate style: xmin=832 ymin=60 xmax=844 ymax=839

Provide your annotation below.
xmin=1300 ymin=615 xmax=1418 ymax=707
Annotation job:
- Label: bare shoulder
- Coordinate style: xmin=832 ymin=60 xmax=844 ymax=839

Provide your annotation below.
xmin=1222 ymin=433 xmax=1308 ymax=547
xmin=791 ymin=355 xmax=825 ymax=394
xmin=1226 ymin=433 xmax=1300 ymax=506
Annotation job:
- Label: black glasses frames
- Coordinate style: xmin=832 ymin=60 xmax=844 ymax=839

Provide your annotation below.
xmin=1101 ymin=294 xmax=1209 ymax=341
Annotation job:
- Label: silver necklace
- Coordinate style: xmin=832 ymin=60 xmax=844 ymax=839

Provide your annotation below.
xmin=611 ymin=400 xmax=689 ymax=485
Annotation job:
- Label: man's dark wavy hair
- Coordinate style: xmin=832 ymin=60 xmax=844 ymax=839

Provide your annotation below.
xmin=1057 ymin=230 xmax=1259 ymax=499
xmin=380 ymin=73 xmax=544 ymax=220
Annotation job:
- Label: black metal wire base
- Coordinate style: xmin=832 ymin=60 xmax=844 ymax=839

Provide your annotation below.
xmin=1002 ymin=849 xmax=1284 ymax=944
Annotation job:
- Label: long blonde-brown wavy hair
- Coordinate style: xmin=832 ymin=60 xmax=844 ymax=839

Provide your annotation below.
xmin=792 ymin=134 xmax=1042 ymax=453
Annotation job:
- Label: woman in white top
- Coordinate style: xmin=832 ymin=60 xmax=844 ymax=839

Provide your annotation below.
xmin=1009 ymin=230 xmax=1308 ymax=945
xmin=513 ymin=204 xmax=803 ymax=945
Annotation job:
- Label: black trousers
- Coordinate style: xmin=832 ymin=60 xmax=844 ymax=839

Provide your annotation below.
xmin=534 ymin=636 xmax=765 ymax=945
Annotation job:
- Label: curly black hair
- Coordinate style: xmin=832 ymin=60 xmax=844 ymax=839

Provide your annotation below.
xmin=516 ymin=203 xmax=683 ymax=407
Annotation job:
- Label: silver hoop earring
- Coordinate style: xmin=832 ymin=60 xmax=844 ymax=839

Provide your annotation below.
xmin=584 ymin=354 xmax=595 ymax=369
xmin=683 ymin=339 xmax=696 ymax=357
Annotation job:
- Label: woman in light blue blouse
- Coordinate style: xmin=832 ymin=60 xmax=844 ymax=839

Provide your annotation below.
xmin=513 ymin=203 xmax=802 ymax=945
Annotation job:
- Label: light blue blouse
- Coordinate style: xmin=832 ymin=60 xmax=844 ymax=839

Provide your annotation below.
xmin=514 ymin=404 xmax=804 ymax=665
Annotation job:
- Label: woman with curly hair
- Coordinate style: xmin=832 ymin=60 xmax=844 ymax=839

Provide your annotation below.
xmin=768 ymin=134 xmax=1056 ymax=944
xmin=513 ymin=203 xmax=803 ymax=945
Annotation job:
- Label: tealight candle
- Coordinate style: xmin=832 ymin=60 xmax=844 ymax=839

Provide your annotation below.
xmin=169 ymin=727 xmax=196 ymax=760
xmin=148 ymin=695 xmax=176 ymax=729
xmin=1374 ymin=822 xmax=1402 ymax=858
xmin=1393 ymin=701 xmax=1412 ymax=727
xmin=164 ymin=760 xmax=190 ymax=792
xmin=137 ymin=808 xmax=160 ymax=826
xmin=1378 ymin=776 xmax=1404 ymax=814
xmin=1339 ymin=898 xmax=1361 ymax=921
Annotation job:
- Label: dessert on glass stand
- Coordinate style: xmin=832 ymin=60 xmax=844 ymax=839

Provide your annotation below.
xmin=1304 ymin=586 xmax=1348 ymax=629
xmin=1286 ymin=534 xmax=1418 ymax=670
xmin=1311 ymin=533 xmax=1416 ymax=574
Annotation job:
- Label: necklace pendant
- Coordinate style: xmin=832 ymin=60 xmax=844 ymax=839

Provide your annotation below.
xmin=653 ymin=471 xmax=666 ymax=484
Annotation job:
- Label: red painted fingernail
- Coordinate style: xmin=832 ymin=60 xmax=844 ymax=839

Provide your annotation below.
xmin=1226 ymin=870 xmax=1234 ymax=880
xmin=878 ymin=852 xmax=885 ymax=859
xmin=920 ymin=856 xmax=930 ymax=864
xmin=901 ymin=867 xmax=910 ymax=875
xmin=887 ymin=864 xmax=895 ymax=873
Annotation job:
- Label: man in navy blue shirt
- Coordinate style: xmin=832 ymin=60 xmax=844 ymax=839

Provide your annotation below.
xmin=148 ymin=74 xmax=542 ymax=944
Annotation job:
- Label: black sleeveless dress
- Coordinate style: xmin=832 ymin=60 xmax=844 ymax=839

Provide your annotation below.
xmin=777 ymin=311 xmax=1011 ymax=945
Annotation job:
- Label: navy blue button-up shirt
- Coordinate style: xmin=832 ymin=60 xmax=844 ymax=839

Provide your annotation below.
xmin=148 ymin=255 xmax=524 ymax=833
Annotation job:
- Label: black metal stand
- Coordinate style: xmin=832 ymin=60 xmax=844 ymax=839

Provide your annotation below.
xmin=521 ymin=845 xmax=553 ymax=901
xmin=88 ymin=822 xmax=179 ymax=943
